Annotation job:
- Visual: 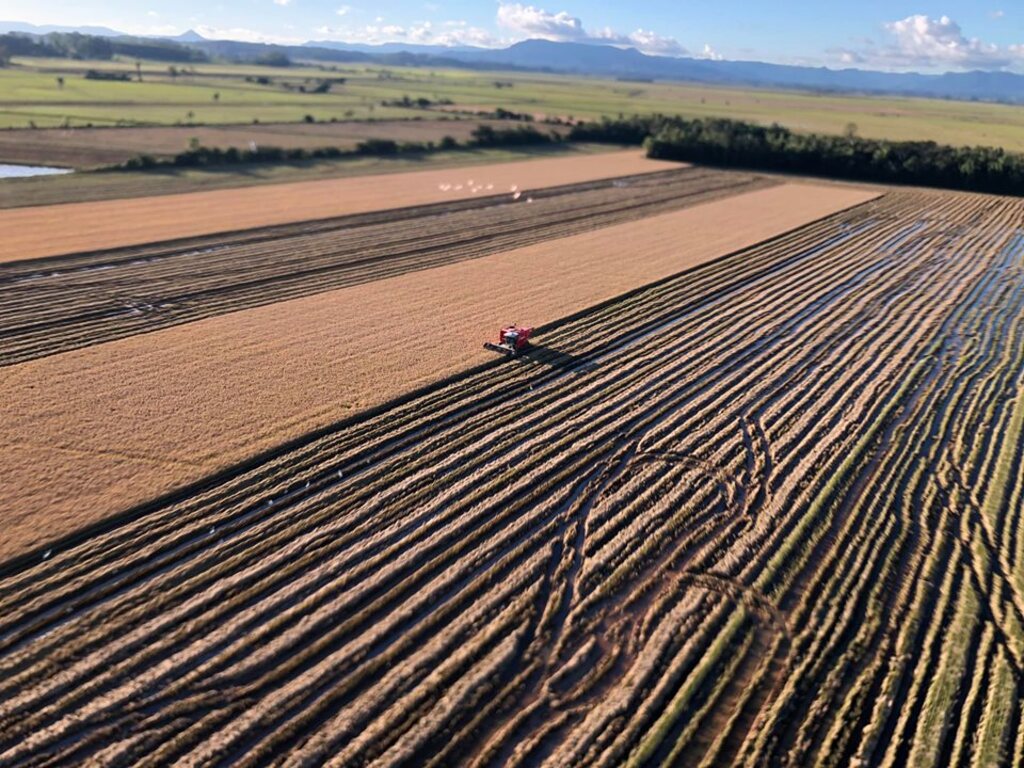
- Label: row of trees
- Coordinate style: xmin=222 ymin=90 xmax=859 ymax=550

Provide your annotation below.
xmin=0 ymin=32 xmax=206 ymax=63
xmin=122 ymin=125 xmax=559 ymax=170
xmin=569 ymin=115 xmax=1024 ymax=196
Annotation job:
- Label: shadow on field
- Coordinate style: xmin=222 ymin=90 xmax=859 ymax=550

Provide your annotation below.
xmin=520 ymin=344 xmax=600 ymax=373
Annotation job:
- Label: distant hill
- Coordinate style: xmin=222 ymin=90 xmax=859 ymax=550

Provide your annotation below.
xmin=435 ymin=40 xmax=1024 ymax=103
xmin=0 ymin=27 xmax=208 ymax=63
xmin=0 ymin=20 xmax=125 ymax=37
xmin=7 ymin=20 xmax=1024 ymax=105
xmin=169 ymin=29 xmax=207 ymax=44
xmin=305 ymin=37 xmax=1024 ymax=104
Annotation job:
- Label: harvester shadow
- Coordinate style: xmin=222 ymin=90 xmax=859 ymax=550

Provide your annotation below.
xmin=519 ymin=344 xmax=599 ymax=373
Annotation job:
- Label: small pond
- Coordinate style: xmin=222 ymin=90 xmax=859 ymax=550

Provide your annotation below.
xmin=0 ymin=164 xmax=73 ymax=179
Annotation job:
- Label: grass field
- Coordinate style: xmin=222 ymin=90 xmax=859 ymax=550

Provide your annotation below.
xmin=3 ymin=167 xmax=1024 ymax=765
xmin=5 ymin=55 xmax=1024 ymax=151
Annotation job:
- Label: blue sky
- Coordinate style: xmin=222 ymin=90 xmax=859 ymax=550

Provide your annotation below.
xmin=2 ymin=1 xmax=1023 ymax=71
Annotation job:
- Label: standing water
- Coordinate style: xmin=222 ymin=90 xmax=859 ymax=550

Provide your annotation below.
xmin=0 ymin=164 xmax=73 ymax=179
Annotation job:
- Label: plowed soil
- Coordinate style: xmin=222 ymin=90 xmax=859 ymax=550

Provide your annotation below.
xmin=0 ymin=150 xmax=674 ymax=262
xmin=0 ymin=182 xmax=877 ymax=562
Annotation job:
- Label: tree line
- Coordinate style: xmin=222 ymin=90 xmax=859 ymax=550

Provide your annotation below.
xmin=121 ymin=124 xmax=560 ymax=170
xmin=0 ymin=32 xmax=207 ymax=63
xmin=570 ymin=115 xmax=1024 ymax=196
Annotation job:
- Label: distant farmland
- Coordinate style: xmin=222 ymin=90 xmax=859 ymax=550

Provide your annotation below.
xmin=0 ymin=118 xmax=524 ymax=169
xmin=7 ymin=55 xmax=1024 ymax=152
xmin=2 ymin=165 xmax=1023 ymax=765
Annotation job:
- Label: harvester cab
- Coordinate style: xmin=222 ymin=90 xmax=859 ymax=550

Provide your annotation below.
xmin=484 ymin=324 xmax=534 ymax=357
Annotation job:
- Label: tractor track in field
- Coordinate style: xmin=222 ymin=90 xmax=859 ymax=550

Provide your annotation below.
xmin=4 ymin=187 xmax=1024 ymax=765
xmin=0 ymin=166 xmax=770 ymax=366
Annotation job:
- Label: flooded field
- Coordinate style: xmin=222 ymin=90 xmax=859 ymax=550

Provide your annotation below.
xmin=0 ymin=164 xmax=72 ymax=179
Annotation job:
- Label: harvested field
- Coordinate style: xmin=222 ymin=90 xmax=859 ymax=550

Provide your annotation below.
xmin=0 ymin=119 xmax=522 ymax=169
xmin=5 ymin=184 xmax=1024 ymax=766
xmin=0 ymin=149 xmax=674 ymax=261
xmin=0 ymin=145 xmax=615 ymax=210
xmin=0 ymin=167 xmax=774 ymax=365
xmin=0 ymin=181 xmax=875 ymax=560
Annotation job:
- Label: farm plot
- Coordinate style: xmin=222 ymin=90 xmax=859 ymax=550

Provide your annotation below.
xmin=2 ymin=187 xmax=1024 ymax=765
xmin=0 ymin=119 xmax=519 ymax=169
xmin=0 ymin=182 xmax=874 ymax=561
xmin=0 ymin=149 xmax=674 ymax=261
xmin=0 ymin=167 xmax=771 ymax=365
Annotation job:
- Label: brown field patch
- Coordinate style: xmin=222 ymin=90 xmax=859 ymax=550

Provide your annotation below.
xmin=0 ymin=182 xmax=878 ymax=562
xmin=0 ymin=119 xmax=549 ymax=169
xmin=0 ymin=150 xmax=673 ymax=262
xmin=0 ymin=166 xmax=772 ymax=366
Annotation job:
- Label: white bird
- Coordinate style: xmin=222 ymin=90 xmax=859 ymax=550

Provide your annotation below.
xmin=513 ymin=191 xmax=522 ymax=200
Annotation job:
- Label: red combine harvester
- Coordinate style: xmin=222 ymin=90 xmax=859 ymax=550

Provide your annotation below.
xmin=484 ymin=324 xmax=534 ymax=357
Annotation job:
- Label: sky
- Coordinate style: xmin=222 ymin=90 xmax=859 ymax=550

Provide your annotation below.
xmin=2 ymin=1 xmax=1024 ymax=72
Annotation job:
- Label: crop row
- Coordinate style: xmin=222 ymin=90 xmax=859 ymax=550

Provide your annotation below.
xmin=0 ymin=167 xmax=767 ymax=366
xmin=1 ymin=187 xmax=1023 ymax=766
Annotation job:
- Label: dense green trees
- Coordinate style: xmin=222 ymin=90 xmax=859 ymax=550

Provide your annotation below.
xmin=0 ymin=32 xmax=206 ymax=62
xmin=570 ymin=115 xmax=1024 ymax=195
xmin=255 ymin=51 xmax=291 ymax=67
xmin=122 ymin=125 xmax=559 ymax=170
xmin=470 ymin=124 xmax=556 ymax=146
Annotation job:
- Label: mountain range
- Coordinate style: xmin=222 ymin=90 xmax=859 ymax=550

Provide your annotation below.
xmin=5 ymin=20 xmax=1024 ymax=104
xmin=0 ymin=20 xmax=124 ymax=37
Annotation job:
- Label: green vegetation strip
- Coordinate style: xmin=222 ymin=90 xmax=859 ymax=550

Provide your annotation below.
xmin=572 ymin=115 xmax=1024 ymax=196
xmin=117 ymin=123 xmax=560 ymax=170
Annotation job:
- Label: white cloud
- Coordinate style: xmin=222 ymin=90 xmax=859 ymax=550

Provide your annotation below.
xmin=313 ymin=19 xmax=497 ymax=47
xmin=834 ymin=14 xmax=1024 ymax=71
xmin=835 ymin=49 xmax=865 ymax=65
xmin=591 ymin=27 xmax=686 ymax=56
xmin=700 ymin=43 xmax=723 ymax=61
xmin=272 ymin=0 xmax=292 ymax=6
xmin=884 ymin=14 xmax=1008 ymax=68
xmin=496 ymin=3 xmax=585 ymax=41
xmin=495 ymin=3 xmax=687 ymax=56
xmin=991 ymin=10 xmax=1006 ymax=19
xmin=194 ymin=24 xmax=304 ymax=43
xmin=316 ymin=1 xmax=685 ymax=54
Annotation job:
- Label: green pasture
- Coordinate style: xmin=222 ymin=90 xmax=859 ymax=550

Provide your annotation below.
xmin=4 ymin=56 xmax=1024 ymax=150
